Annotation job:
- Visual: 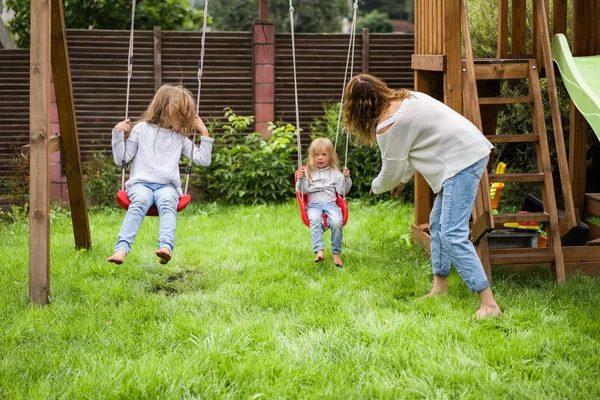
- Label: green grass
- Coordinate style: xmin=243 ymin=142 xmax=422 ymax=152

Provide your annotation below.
xmin=1 ymin=200 xmax=599 ymax=399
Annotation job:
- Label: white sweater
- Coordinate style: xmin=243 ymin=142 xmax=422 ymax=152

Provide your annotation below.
xmin=295 ymin=167 xmax=352 ymax=206
xmin=112 ymin=121 xmax=214 ymax=195
xmin=371 ymin=92 xmax=493 ymax=194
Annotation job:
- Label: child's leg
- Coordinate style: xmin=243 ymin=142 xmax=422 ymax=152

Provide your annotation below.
xmin=427 ymin=191 xmax=451 ymax=295
xmin=307 ymin=205 xmax=325 ymax=261
xmin=153 ymin=185 xmax=179 ymax=263
xmin=438 ymin=156 xmax=501 ymax=317
xmin=322 ymin=204 xmax=344 ymax=266
xmin=109 ymin=183 xmax=153 ymax=262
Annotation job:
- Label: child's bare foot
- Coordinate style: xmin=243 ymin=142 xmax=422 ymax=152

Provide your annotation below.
xmin=332 ymin=254 xmax=343 ymax=267
xmin=476 ymin=304 xmax=503 ymax=319
xmin=155 ymin=247 xmax=172 ymax=264
xmin=314 ymin=250 xmax=324 ymax=263
xmin=107 ymin=249 xmax=127 ymax=264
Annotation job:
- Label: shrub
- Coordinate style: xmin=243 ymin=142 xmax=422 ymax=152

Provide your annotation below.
xmin=83 ymin=151 xmax=120 ymax=209
xmin=192 ymin=108 xmax=298 ymax=204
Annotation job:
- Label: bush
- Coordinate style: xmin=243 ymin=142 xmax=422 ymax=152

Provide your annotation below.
xmin=192 ymin=108 xmax=298 ymax=204
xmin=83 ymin=151 xmax=120 ymax=209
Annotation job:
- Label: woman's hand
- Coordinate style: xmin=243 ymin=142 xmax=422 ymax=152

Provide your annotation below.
xmin=114 ymin=119 xmax=131 ymax=133
xmin=342 ymin=167 xmax=350 ymax=177
xmin=297 ymin=166 xmax=306 ymax=179
xmin=194 ymin=115 xmax=210 ymax=137
xmin=391 ymin=182 xmax=404 ymax=199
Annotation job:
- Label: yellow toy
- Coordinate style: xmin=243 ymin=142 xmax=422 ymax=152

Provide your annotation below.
xmin=490 ymin=162 xmax=506 ymax=212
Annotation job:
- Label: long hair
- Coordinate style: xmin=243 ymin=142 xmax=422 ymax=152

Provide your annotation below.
xmin=343 ymin=74 xmax=412 ymax=145
xmin=139 ymin=84 xmax=197 ymax=136
xmin=306 ymin=137 xmax=340 ymax=180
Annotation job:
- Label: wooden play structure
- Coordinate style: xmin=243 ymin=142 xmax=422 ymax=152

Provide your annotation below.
xmin=411 ymin=0 xmax=600 ymax=280
xmin=27 ymin=0 xmax=90 ymax=304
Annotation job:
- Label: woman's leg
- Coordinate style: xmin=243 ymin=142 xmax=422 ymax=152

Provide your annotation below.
xmin=428 ymin=191 xmax=451 ymax=295
xmin=307 ymin=205 xmax=325 ymax=261
xmin=153 ymin=185 xmax=179 ymax=255
xmin=439 ymin=156 xmax=501 ymax=317
xmin=110 ymin=184 xmax=153 ymax=261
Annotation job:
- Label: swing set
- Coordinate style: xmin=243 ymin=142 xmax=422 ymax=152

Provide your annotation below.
xmin=290 ymin=0 xmax=358 ymax=229
xmin=115 ymin=0 xmax=210 ymax=216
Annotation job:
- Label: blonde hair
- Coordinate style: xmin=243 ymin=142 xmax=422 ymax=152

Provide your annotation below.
xmin=306 ymin=138 xmax=340 ymax=179
xmin=343 ymin=74 xmax=412 ymax=145
xmin=139 ymin=84 xmax=197 ymax=136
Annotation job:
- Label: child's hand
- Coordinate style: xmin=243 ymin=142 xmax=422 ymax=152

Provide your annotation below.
xmin=114 ymin=119 xmax=131 ymax=133
xmin=297 ymin=166 xmax=306 ymax=179
xmin=194 ymin=115 xmax=210 ymax=137
xmin=342 ymin=167 xmax=350 ymax=177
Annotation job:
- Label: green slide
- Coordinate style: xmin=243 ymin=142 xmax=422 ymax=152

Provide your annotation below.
xmin=552 ymin=33 xmax=600 ymax=140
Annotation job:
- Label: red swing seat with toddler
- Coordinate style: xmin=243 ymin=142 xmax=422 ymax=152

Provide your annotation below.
xmin=294 ymin=170 xmax=348 ymax=229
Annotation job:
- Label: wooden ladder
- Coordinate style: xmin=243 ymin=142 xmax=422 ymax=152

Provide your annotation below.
xmin=460 ymin=0 xmax=565 ymax=283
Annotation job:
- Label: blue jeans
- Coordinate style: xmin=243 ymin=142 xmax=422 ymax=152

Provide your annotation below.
xmin=307 ymin=203 xmax=343 ymax=254
xmin=429 ymin=156 xmax=490 ymax=293
xmin=114 ymin=183 xmax=179 ymax=254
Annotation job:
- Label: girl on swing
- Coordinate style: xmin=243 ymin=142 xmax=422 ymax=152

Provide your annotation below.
xmin=344 ymin=74 xmax=502 ymax=318
xmin=296 ymin=138 xmax=352 ymax=267
xmin=107 ymin=84 xmax=213 ymax=265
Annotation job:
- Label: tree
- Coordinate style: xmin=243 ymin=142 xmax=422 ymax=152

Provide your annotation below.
xmin=359 ymin=0 xmax=414 ymax=22
xmin=356 ymin=10 xmax=393 ymax=33
xmin=6 ymin=0 xmax=207 ymax=48
xmin=205 ymin=0 xmax=347 ymax=33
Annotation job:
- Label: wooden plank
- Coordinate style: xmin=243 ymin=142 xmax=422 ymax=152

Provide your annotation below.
xmin=361 ymin=28 xmax=369 ymax=74
xmin=511 ymin=0 xmax=527 ymax=58
xmin=479 ymin=96 xmax=532 ymax=105
xmin=411 ymin=54 xmax=445 ymax=71
xmin=497 ymin=0 xmax=508 ymax=58
xmin=51 ymin=0 xmax=91 ymax=250
xmin=529 ymin=59 xmax=566 ymax=283
xmin=21 ymin=134 xmax=61 ymax=160
xmin=552 ymin=0 xmax=568 ymax=36
xmin=29 ymin=0 xmax=52 ymax=305
xmin=473 ymin=62 xmax=530 ymax=80
xmin=586 ymin=193 xmax=600 ymax=216
xmin=534 ymin=0 xmax=577 ymax=233
xmin=153 ymin=26 xmax=162 ymax=91
xmin=586 ymin=238 xmax=600 ymax=246
xmin=489 ymin=247 xmax=554 ymax=264
xmin=444 ymin=0 xmax=462 ymax=112
xmin=411 ymin=224 xmax=431 ymax=254
xmin=486 ymin=134 xmax=538 ymax=143
xmin=493 ymin=212 xmax=550 ymax=223
xmin=488 ymin=173 xmax=544 ymax=182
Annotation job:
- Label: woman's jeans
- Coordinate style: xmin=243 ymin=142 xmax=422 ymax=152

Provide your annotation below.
xmin=114 ymin=183 xmax=179 ymax=254
xmin=307 ymin=203 xmax=343 ymax=254
xmin=429 ymin=156 xmax=490 ymax=293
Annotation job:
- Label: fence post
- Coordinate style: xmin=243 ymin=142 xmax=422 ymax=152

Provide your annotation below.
xmin=154 ymin=26 xmax=162 ymax=91
xmin=253 ymin=17 xmax=275 ymax=138
xmin=49 ymin=74 xmax=67 ymax=203
xmin=362 ymin=28 xmax=370 ymax=74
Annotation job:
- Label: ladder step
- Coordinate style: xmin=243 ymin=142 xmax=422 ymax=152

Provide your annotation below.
xmin=586 ymin=238 xmax=600 ymax=246
xmin=472 ymin=60 xmax=531 ymax=80
xmin=494 ymin=212 xmax=550 ymax=223
xmin=486 ymin=134 xmax=539 ymax=143
xmin=488 ymin=173 xmax=545 ymax=182
xmin=489 ymin=247 xmax=555 ymax=265
xmin=479 ymin=96 xmax=533 ymax=105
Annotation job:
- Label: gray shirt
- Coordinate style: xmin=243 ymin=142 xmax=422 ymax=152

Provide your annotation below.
xmin=296 ymin=166 xmax=352 ymax=206
xmin=112 ymin=121 xmax=214 ymax=195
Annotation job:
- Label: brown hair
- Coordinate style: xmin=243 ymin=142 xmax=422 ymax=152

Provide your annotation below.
xmin=343 ymin=74 xmax=412 ymax=145
xmin=306 ymin=138 xmax=340 ymax=179
xmin=139 ymin=84 xmax=197 ymax=136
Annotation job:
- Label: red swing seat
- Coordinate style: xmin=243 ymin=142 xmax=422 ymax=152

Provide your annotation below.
xmin=294 ymin=170 xmax=348 ymax=229
xmin=116 ymin=190 xmax=191 ymax=217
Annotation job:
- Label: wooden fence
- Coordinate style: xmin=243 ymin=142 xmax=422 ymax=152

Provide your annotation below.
xmin=0 ymin=29 xmax=414 ymax=198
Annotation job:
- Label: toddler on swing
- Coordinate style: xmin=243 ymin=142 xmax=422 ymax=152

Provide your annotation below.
xmin=296 ymin=138 xmax=352 ymax=267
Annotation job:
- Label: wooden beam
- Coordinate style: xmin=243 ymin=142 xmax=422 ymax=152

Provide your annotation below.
xmin=411 ymin=224 xmax=431 ymax=254
xmin=361 ymin=28 xmax=369 ymax=74
xmin=51 ymin=0 xmax=91 ymax=250
xmin=154 ymin=26 xmax=162 ymax=91
xmin=497 ymin=0 xmax=508 ymax=58
xmin=586 ymin=193 xmax=600 ymax=216
xmin=29 ymin=0 xmax=52 ymax=305
xmin=21 ymin=134 xmax=61 ymax=161
xmin=259 ymin=0 xmax=269 ymax=20
xmin=443 ymin=0 xmax=462 ymax=112
xmin=472 ymin=61 xmax=530 ymax=80
xmin=411 ymin=54 xmax=445 ymax=71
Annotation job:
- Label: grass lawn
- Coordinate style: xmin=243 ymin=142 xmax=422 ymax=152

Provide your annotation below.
xmin=1 ymin=200 xmax=599 ymax=399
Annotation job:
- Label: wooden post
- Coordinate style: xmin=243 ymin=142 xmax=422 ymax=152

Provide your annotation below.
xmin=30 ymin=0 xmax=52 ymax=304
xmin=50 ymin=0 xmax=91 ymax=250
xmin=154 ymin=26 xmax=162 ymax=91
xmin=362 ymin=28 xmax=369 ymax=74
xmin=253 ymin=18 xmax=275 ymax=137
xmin=443 ymin=0 xmax=462 ymax=112
xmin=259 ymin=0 xmax=269 ymax=20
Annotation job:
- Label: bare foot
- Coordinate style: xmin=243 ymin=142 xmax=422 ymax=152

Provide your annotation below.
xmin=423 ymin=274 xmax=448 ymax=297
xmin=332 ymin=254 xmax=343 ymax=267
xmin=476 ymin=304 xmax=503 ymax=319
xmin=107 ymin=249 xmax=127 ymax=264
xmin=314 ymin=250 xmax=324 ymax=263
xmin=155 ymin=247 xmax=172 ymax=264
